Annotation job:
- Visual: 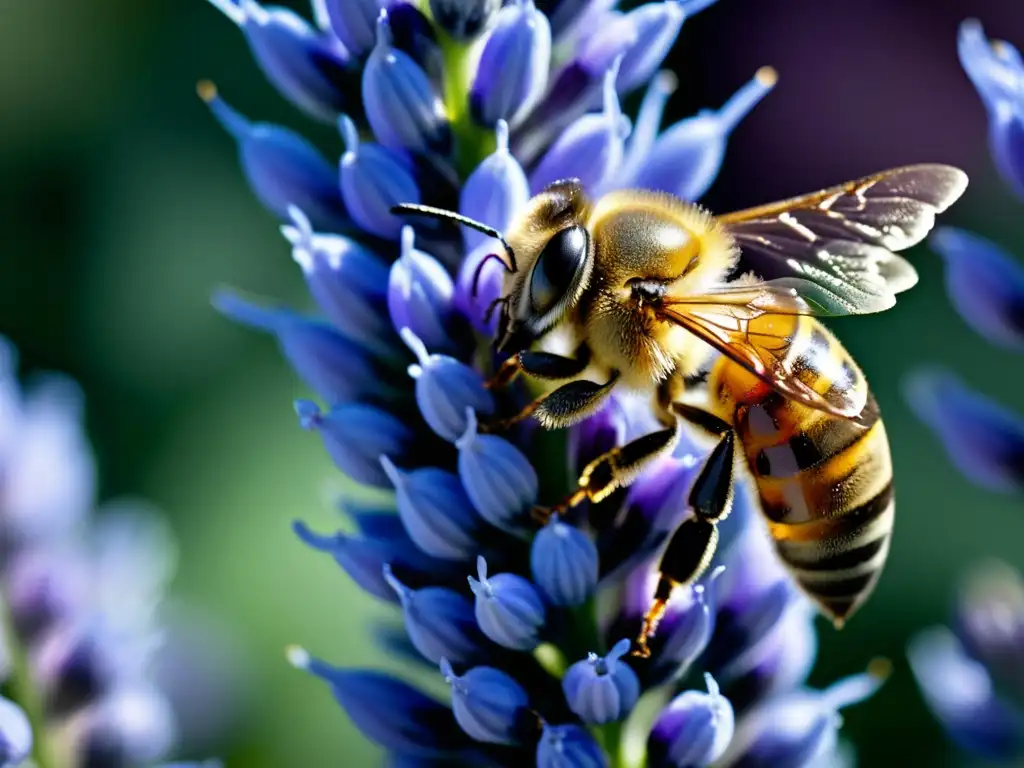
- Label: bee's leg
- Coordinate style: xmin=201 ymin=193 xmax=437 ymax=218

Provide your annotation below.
xmin=486 ymin=344 xmax=592 ymax=391
xmin=484 ymin=369 xmax=618 ymax=433
xmin=633 ymin=429 xmax=736 ymax=658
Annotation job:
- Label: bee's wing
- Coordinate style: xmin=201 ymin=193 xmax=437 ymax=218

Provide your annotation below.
xmin=660 ymin=283 xmax=865 ymax=418
xmin=719 ymin=164 xmax=968 ymax=315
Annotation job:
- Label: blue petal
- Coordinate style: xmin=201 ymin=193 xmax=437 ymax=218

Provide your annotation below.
xmin=441 ymin=658 xmax=530 ymax=745
xmin=338 ymin=114 xmax=421 ymax=240
xmin=455 ymin=241 xmax=507 ymax=335
xmin=456 ymin=410 xmax=539 ymax=531
xmin=529 ymin=60 xmax=630 ymax=195
xmin=282 ymin=206 xmax=396 ymax=356
xmin=363 ymin=11 xmax=451 ymax=154
xmin=402 ymin=329 xmax=496 ymax=443
xmin=381 ymin=455 xmax=483 ymax=560
xmin=930 ymin=228 xmax=1024 ymax=350
xmin=388 ymin=2 xmax=445 ymax=86
xmin=384 ymin=566 xmax=489 ymax=665
xmin=562 ymin=639 xmax=640 ymax=725
xmin=198 ymin=82 xmax=347 ymax=229
xmin=630 ymin=67 xmax=776 ymax=201
xmin=649 ymin=674 xmax=734 ymax=768
xmin=988 ymin=100 xmax=1024 ymax=201
xmin=296 ymin=400 xmax=414 ymax=488
xmin=469 ymin=556 xmax=545 ymax=650
xmin=206 ymin=0 xmax=356 ymax=121
xmin=214 ymin=291 xmax=393 ymax=405
xmin=289 ymin=651 xmax=469 ymax=756
xmin=470 ymin=0 xmax=552 ymax=128
xmin=389 ymin=228 xmax=460 ymax=354
xmin=904 ymin=368 xmax=1024 ymax=493
xmin=616 ymin=71 xmax=678 ymax=187
xmin=313 ymin=0 xmax=380 ymax=58
xmin=617 ymin=0 xmax=718 ymax=94
xmin=536 ymin=723 xmax=607 ymax=768
xmin=0 ymin=697 xmax=32 ymax=765
xmin=459 ymin=121 xmax=531 ymax=253
xmin=530 ymin=519 xmax=599 ymax=607
xmin=429 ymin=0 xmax=502 ymax=42
xmin=957 ymin=18 xmax=1024 ymax=112
xmin=908 ymin=628 xmax=1023 ymax=760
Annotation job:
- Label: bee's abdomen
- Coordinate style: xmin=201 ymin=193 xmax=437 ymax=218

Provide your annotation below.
xmin=736 ymin=392 xmax=895 ymax=624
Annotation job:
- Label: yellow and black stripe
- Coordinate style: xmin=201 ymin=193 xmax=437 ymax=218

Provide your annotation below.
xmin=713 ymin=317 xmax=895 ymax=624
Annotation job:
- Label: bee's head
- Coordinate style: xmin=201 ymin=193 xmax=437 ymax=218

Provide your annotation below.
xmin=495 ymin=179 xmax=593 ymax=355
xmin=391 ymin=180 xmax=593 ymax=357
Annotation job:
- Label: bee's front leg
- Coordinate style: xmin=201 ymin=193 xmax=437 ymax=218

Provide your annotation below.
xmin=634 ymin=427 xmax=736 ymax=658
xmin=485 ymin=343 xmax=593 ymax=390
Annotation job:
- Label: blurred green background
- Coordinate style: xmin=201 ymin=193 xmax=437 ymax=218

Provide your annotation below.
xmin=0 ymin=0 xmax=1022 ymax=765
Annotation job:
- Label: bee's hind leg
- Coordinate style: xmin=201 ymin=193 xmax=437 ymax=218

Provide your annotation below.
xmin=634 ymin=427 xmax=736 ymax=658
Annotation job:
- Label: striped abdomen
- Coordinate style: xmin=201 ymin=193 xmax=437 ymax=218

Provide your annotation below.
xmin=708 ymin=317 xmax=894 ymax=624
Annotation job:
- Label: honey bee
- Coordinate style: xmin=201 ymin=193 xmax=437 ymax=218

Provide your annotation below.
xmin=394 ymin=163 xmax=968 ymax=655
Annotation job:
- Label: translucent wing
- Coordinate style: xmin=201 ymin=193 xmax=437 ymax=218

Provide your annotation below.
xmin=719 ymin=164 xmax=969 ymax=315
xmin=659 ymin=283 xmax=866 ymax=418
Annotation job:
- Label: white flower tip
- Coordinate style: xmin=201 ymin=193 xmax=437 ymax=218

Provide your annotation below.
xmin=495 ymin=120 xmax=511 ymax=153
xmin=455 ymin=407 xmax=480 ymax=450
xmin=476 ymin=554 xmax=489 ymax=581
xmin=703 ymin=671 xmax=721 ymax=699
xmin=381 ymin=562 xmax=408 ymax=598
xmin=400 ymin=225 xmax=417 ymax=260
xmin=375 ymin=8 xmax=392 ymax=47
xmin=399 ymin=327 xmax=431 ymax=367
xmin=379 ymin=455 xmax=404 ymax=488
xmin=286 ymin=645 xmax=311 ymax=669
xmin=654 ymin=70 xmax=679 ymax=97
xmin=440 ymin=657 xmax=455 ymax=682
xmin=338 ymin=114 xmax=360 ymax=158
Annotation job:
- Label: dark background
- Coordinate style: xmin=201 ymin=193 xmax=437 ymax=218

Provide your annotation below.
xmin=1 ymin=0 xmax=1021 ymax=765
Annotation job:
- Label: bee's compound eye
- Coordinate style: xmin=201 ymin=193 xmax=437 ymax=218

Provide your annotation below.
xmin=529 ymin=225 xmax=589 ymax=316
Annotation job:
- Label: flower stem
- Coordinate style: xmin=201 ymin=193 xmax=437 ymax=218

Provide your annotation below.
xmin=1 ymin=595 xmax=56 ymax=768
xmin=437 ymin=33 xmax=494 ymax=177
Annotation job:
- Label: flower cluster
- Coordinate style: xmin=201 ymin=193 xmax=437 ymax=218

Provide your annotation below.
xmin=0 ymin=340 xmax=220 ymax=768
xmin=905 ymin=20 xmax=1024 ymax=763
xmin=203 ymin=0 xmax=887 ymax=765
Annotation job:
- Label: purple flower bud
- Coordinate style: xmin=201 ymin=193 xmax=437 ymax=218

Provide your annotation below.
xmin=459 ymin=121 xmax=531 ymax=252
xmin=387 ymin=2 xmax=445 ymax=86
xmin=214 ymin=291 xmax=390 ymax=405
xmin=282 ymin=206 xmax=395 ymax=356
xmin=313 ymin=0 xmax=383 ymax=59
xmin=0 ymin=697 xmax=32 ymax=766
xmin=904 ymin=368 xmax=1024 ymax=493
xmin=339 ymin=114 xmax=421 ymax=239
xmin=620 ymin=563 xmax=717 ymax=675
xmin=908 ymin=628 xmax=1023 ymax=760
xmin=536 ymin=723 xmax=607 ymax=768
xmin=455 ymin=242 xmax=506 ymax=335
xmin=530 ymin=519 xmax=598 ymax=607
xmin=719 ymin=666 xmax=888 ymax=768
xmin=401 ymin=329 xmax=495 ymax=442
xmin=289 ymin=650 xmax=468 ymax=755
xmin=562 ymin=639 xmax=639 ymax=724
xmin=954 ymin=561 xmax=1024 ymax=694
xmin=456 ymin=409 xmax=539 ymax=531
xmin=957 ymin=19 xmax=1024 ymax=112
xmin=468 ymin=556 xmax=545 ymax=650
xmin=617 ymin=71 xmax=678 ymax=186
xmin=929 ymin=228 xmax=1024 ymax=351
xmin=618 ymin=0 xmax=717 ymax=94
xmin=5 ymin=551 xmax=76 ymax=641
xmin=429 ymin=0 xmax=502 ymax=41
xmin=470 ymin=1 xmax=552 ymax=128
xmin=363 ymin=11 xmax=451 ymax=154
xmin=389 ymin=228 xmax=459 ymax=353
xmin=296 ymin=400 xmax=413 ymax=488
xmin=383 ymin=566 xmax=488 ymax=664
xmin=198 ymin=82 xmax=347 ymax=230
xmin=34 ymin=624 xmax=113 ymax=715
xmin=649 ymin=673 xmax=734 ymax=768
xmin=530 ymin=60 xmax=630 ymax=194
xmin=205 ymin=0 xmax=355 ymax=121
xmin=631 ymin=67 xmax=777 ymax=201
xmin=440 ymin=658 xmax=529 ymax=745
xmin=380 ymin=455 xmax=482 ymax=560
xmin=72 ymin=685 xmax=177 ymax=766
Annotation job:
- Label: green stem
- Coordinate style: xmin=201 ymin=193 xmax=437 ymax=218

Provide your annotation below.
xmin=438 ymin=33 xmax=495 ymax=177
xmin=1 ymin=596 xmax=57 ymax=768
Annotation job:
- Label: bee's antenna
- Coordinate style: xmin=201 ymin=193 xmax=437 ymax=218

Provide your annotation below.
xmin=390 ymin=204 xmax=518 ymax=275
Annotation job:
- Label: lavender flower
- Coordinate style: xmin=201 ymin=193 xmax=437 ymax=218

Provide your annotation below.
xmin=206 ymin=2 xmax=880 ymax=764
xmin=906 ymin=19 xmax=1024 ymax=763
xmin=0 ymin=339 xmax=223 ymax=767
